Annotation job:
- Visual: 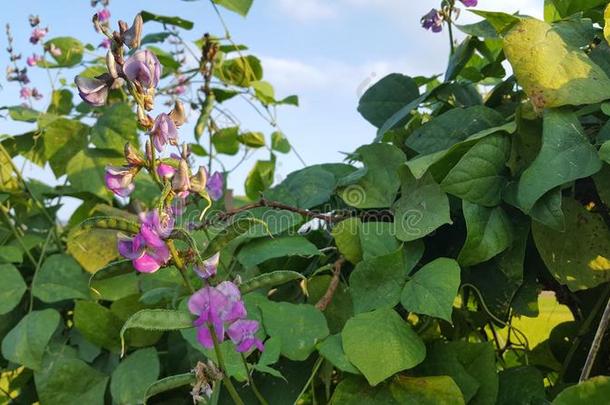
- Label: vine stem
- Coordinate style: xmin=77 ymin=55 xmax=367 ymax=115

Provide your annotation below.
xmin=315 ymin=257 xmax=345 ymax=311
xmin=240 ymin=353 xmax=268 ymax=405
xmin=579 ymin=293 xmax=610 ymax=381
xmin=209 ymin=325 xmax=245 ymax=405
xmin=29 ymin=230 xmax=54 ymax=312
xmin=167 ymin=239 xmax=195 ymax=294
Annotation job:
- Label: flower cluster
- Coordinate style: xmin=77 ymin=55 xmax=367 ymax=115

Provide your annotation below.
xmin=421 ymin=0 xmax=477 ymax=33
xmin=188 ymin=281 xmax=264 ymax=353
xmin=118 ymin=209 xmax=174 ymax=273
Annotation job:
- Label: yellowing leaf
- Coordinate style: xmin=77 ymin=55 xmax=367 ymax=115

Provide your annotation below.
xmin=504 ymin=18 xmax=610 ymax=110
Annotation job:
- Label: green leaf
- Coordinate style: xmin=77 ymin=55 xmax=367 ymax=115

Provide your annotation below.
xmin=357 ymin=73 xmax=419 ymax=128
xmin=8 ymin=106 xmax=40 ymax=122
xmin=393 ymin=167 xmax=451 ymax=242
xmin=1 ymin=309 xmax=60 ymax=370
xmin=251 ymin=80 xmax=275 ymax=104
xmin=441 ymin=133 xmax=510 ymax=207
xmin=497 ymin=366 xmax=546 ymax=405
xmin=342 ymin=308 xmax=426 ymax=386
xmin=446 ymin=37 xmax=478 ymax=81
xmin=258 ymin=300 xmax=329 ymax=361
xmin=47 ymin=89 xmax=73 ymax=115
xmin=212 ymin=127 xmax=239 ymax=155
xmin=144 ymin=373 xmax=195 ymax=403
xmin=67 ymin=226 xmax=119 ymax=273
xmin=35 ymin=351 xmax=109 ymax=405
xmin=391 ymin=376 xmax=466 ymax=405
xmin=406 ymin=106 xmax=505 ymax=155
xmin=0 ymin=263 xmax=26 ymax=314
xmin=237 ymin=235 xmax=320 ymax=269
xmin=376 ymin=93 xmax=429 ymax=142
xmin=213 ymin=0 xmax=253 ymax=16
xmin=74 ymin=301 xmax=123 ymax=352
xmin=349 ymin=248 xmax=408 ymax=314
xmin=245 ymin=159 xmax=275 ymax=200
xmin=66 ymin=148 xmax=124 ymax=200
xmin=469 ymin=10 xmax=520 ymax=34
xmin=605 ymin=4 xmax=610 ymax=44
xmin=91 ymin=103 xmax=139 ymax=151
xmin=140 ymin=11 xmax=194 ymax=29
xmin=239 ymin=270 xmax=305 ymax=294
xmin=339 ymin=143 xmax=405 ymax=209
xmin=553 ymin=375 xmax=610 ymax=404
xmin=32 ymin=254 xmax=90 ymax=303
xmin=120 ymin=309 xmax=194 ymax=352
xmin=504 ymin=18 xmax=610 ymax=109
xmin=41 ymin=118 xmax=89 ymax=177
xmin=147 ymin=46 xmax=180 ymax=72
xmin=0 ymin=245 xmax=22 ymax=264
xmin=216 ymin=55 xmax=263 ymax=87
xmin=517 ymin=109 xmax=601 ymax=212
xmin=401 ymin=258 xmax=460 ymax=322
xmin=418 ymin=341 xmax=498 ymax=405
xmin=43 ymin=37 xmax=84 ymax=67
xmin=332 ymin=217 xmax=363 ymax=264
xmin=111 ymin=348 xmax=160 ymax=405
xmin=238 ymin=131 xmax=265 ymax=148
xmin=360 ymin=221 xmax=404 ymax=260
xmin=458 ymin=201 xmax=513 ymax=267
xmin=271 ymin=131 xmax=291 ymax=153
xmin=317 ymin=334 xmax=360 ymax=374
xmin=533 ymin=197 xmax=610 ymax=291
xmin=307 ymin=275 xmax=353 ymax=334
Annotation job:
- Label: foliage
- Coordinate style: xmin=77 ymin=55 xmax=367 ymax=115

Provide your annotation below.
xmin=4 ymin=0 xmax=610 ymax=403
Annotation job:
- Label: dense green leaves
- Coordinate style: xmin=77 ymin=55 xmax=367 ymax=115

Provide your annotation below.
xmin=517 ymin=110 xmax=601 ymax=211
xmin=66 ymin=148 xmax=124 ymax=200
xmin=74 ymin=301 xmax=123 ymax=352
xmin=32 ymin=254 xmax=90 ymax=302
xmin=41 ymin=117 xmax=89 ymax=177
xmin=0 ymin=263 xmax=27 ymax=314
xmin=342 ymin=308 xmax=426 ymax=386
xmin=237 ymin=235 xmax=319 ymax=268
xmin=1 ymin=309 xmax=60 ymax=370
xmin=91 ymin=103 xmax=139 ymax=151
xmin=401 ymin=258 xmax=460 ymax=322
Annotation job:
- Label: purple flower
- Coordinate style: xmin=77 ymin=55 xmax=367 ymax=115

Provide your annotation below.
xmin=19 ymin=87 xmax=31 ymax=100
xmin=29 ymin=27 xmax=47 ymax=44
xmin=75 ymin=75 xmax=110 ymax=107
xmin=157 ymin=163 xmax=176 ymax=178
xmin=227 ymin=320 xmax=264 ymax=353
xmin=26 ymin=54 xmax=42 ymax=67
xmin=194 ymin=252 xmax=219 ymax=279
xmin=123 ymin=50 xmax=161 ymax=90
xmin=105 ymin=165 xmax=136 ymax=197
xmin=459 ymin=0 xmax=478 ymax=7
xmin=117 ymin=209 xmax=174 ymax=273
xmin=151 ymin=113 xmax=179 ymax=152
xmin=421 ymin=9 xmax=443 ymax=33
xmin=207 ymin=171 xmax=224 ymax=201
xmin=99 ymin=38 xmax=112 ymax=49
xmin=97 ymin=8 xmax=111 ymax=22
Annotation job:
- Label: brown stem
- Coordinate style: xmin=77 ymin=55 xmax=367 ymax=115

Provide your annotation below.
xmin=580 ymin=293 xmax=610 ymax=381
xmin=315 ymin=257 xmax=345 ymax=311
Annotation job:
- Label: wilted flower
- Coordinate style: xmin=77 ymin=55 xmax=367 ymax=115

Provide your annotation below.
xmin=172 ymin=159 xmax=191 ymax=198
xmin=207 ymin=171 xmax=224 ymax=201
xmin=459 ymin=0 xmax=478 ymax=7
xmin=74 ymin=74 xmax=111 ymax=106
xmin=28 ymin=15 xmax=40 ymax=27
xmin=421 ymin=9 xmax=443 ymax=33
xmin=26 ymin=54 xmax=42 ymax=67
xmin=151 ymin=113 xmax=179 ymax=152
xmin=124 ymin=143 xmax=145 ymax=167
xmin=119 ymin=14 xmax=143 ymax=49
xmin=190 ymin=166 xmax=207 ymax=194
xmin=169 ymin=100 xmax=187 ymax=127
xmin=104 ymin=165 xmax=137 ymax=197
xmin=194 ymin=252 xmax=219 ymax=279
xmin=97 ymin=8 xmax=111 ymax=22
xmin=29 ymin=27 xmax=48 ymax=44
xmin=227 ymin=320 xmax=264 ymax=353
xmin=31 ymin=88 xmax=43 ymax=100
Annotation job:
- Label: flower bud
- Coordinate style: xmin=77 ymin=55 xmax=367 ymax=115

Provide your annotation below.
xmin=106 ymin=50 xmax=118 ymax=79
xmin=172 ymin=159 xmax=191 ymax=198
xmin=169 ymin=100 xmax=187 ymax=127
xmin=190 ymin=166 xmax=207 ymax=193
xmin=119 ymin=14 xmax=143 ymax=49
xmin=137 ymin=105 xmax=155 ymax=129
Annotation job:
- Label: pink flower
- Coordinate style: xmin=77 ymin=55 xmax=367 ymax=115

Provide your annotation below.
xmin=26 ymin=54 xmax=42 ymax=67
xmin=151 ymin=113 xmax=179 ymax=152
xmin=194 ymin=252 xmax=219 ymax=279
xmin=228 ymin=320 xmax=264 ymax=353
xmin=29 ymin=27 xmax=48 ymax=44
xmin=157 ymin=163 xmax=176 ymax=178
xmin=19 ymin=87 xmax=32 ymax=100
xmin=123 ymin=49 xmax=161 ymax=90
xmin=97 ymin=8 xmax=111 ymax=22
xmin=48 ymin=43 xmax=62 ymax=57
xmin=104 ymin=165 xmax=136 ymax=197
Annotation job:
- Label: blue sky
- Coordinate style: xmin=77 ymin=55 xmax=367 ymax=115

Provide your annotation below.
xmin=2 ymin=0 xmax=542 ymax=218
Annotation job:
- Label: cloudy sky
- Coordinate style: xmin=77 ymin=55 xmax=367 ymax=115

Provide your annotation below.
xmin=1 ymin=0 xmax=542 ymax=218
